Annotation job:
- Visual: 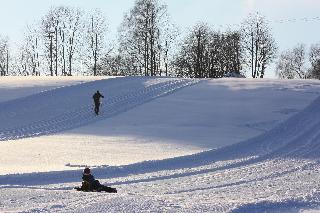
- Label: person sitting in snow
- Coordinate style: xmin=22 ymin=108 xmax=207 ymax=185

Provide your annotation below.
xmin=78 ymin=167 xmax=117 ymax=193
xmin=92 ymin=90 xmax=104 ymax=115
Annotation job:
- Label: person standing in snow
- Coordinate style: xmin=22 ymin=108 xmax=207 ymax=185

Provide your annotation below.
xmin=92 ymin=90 xmax=104 ymax=115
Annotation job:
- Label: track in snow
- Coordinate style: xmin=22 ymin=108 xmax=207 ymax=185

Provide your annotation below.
xmin=0 ymin=77 xmax=200 ymax=141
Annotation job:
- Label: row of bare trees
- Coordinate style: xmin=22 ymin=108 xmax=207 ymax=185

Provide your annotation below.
xmin=2 ymin=0 xmax=320 ymax=79
xmin=170 ymin=14 xmax=277 ymax=78
xmin=10 ymin=6 xmax=107 ymax=76
xmin=101 ymin=1 xmax=277 ymax=78
xmin=171 ymin=24 xmax=243 ymax=78
xmin=0 ymin=1 xmax=280 ymax=78
xmin=276 ymin=43 xmax=320 ymax=79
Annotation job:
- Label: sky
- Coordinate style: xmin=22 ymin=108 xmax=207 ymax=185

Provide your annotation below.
xmin=0 ymin=0 xmax=320 ymax=77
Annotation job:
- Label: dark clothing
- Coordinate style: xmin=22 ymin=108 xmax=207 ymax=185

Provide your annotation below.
xmin=81 ymin=173 xmax=117 ymax=193
xmin=92 ymin=91 xmax=104 ymax=115
xmin=82 ymin=174 xmax=100 ymax=190
xmin=93 ymin=92 xmax=104 ymax=102
xmin=82 ymin=174 xmax=95 ymax=184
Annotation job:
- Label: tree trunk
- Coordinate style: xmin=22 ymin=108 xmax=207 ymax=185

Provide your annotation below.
xmin=251 ymin=32 xmax=255 ymax=78
xmin=93 ymin=33 xmax=98 ymax=76
xmin=55 ymin=26 xmax=58 ymax=76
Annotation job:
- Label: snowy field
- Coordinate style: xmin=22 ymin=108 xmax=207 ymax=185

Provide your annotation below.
xmin=1 ymin=76 xmax=320 ymax=212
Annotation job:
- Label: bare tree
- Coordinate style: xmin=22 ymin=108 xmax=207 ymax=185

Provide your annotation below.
xmin=118 ymin=0 xmax=174 ymax=76
xmin=41 ymin=6 xmax=84 ymax=76
xmin=18 ymin=25 xmax=41 ymax=76
xmin=0 ymin=36 xmax=9 ymax=76
xmin=66 ymin=8 xmax=83 ymax=76
xmin=172 ymin=23 xmax=212 ymax=78
xmin=241 ymin=13 xmax=277 ymax=78
xmin=218 ymin=31 xmax=243 ymax=76
xmin=276 ymin=50 xmax=295 ymax=79
xmin=41 ymin=7 xmax=58 ymax=76
xmin=172 ymin=23 xmax=243 ymax=78
xmin=276 ymin=44 xmax=307 ymax=79
xmin=309 ymin=43 xmax=320 ymax=79
xmin=82 ymin=9 xmax=108 ymax=76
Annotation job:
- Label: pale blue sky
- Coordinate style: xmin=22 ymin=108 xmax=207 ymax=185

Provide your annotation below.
xmin=1 ymin=0 xmax=320 ymax=77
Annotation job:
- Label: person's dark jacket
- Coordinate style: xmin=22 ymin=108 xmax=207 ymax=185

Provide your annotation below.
xmin=82 ymin=174 xmax=101 ymax=190
xmin=93 ymin=92 xmax=104 ymax=103
xmin=82 ymin=174 xmax=95 ymax=184
xmin=80 ymin=172 xmax=117 ymax=193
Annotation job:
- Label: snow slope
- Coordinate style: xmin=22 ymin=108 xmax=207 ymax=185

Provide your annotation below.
xmin=0 ymin=77 xmax=198 ymax=141
xmin=1 ymin=77 xmax=320 ymax=212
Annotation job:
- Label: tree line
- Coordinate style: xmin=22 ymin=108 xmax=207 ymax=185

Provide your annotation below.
xmin=0 ymin=0 xmax=319 ymax=79
xmin=276 ymin=43 xmax=320 ymax=79
xmin=1 ymin=6 xmax=107 ymax=77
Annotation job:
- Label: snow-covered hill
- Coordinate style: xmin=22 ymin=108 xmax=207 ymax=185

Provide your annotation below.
xmin=1 ymin=77 xmax=320 ymax=212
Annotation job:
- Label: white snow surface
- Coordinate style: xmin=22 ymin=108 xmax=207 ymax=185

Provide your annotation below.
xmin=1 ymin=77 xmax=320 ymax=212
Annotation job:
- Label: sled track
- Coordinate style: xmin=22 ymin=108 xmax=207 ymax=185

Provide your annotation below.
xmin=0 ymin=78 xmax=200 ymax=141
